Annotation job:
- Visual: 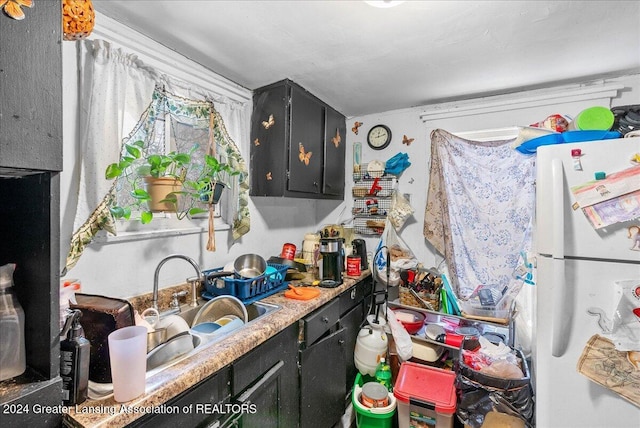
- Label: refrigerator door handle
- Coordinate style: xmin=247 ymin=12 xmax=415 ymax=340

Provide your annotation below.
xmin=551 ymin=158 xmax=568 ymax=357
xmin=551 ymin=158 xmax=565 ymax=259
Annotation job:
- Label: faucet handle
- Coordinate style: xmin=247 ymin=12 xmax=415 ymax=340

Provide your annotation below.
xmin=170 ymin=290 xmax=188 ymax=309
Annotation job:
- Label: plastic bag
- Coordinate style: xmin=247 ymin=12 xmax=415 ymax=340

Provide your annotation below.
xmin=388 ymin=191 xmax=414 ymax=230
xmin=374 ymin=219 xmax=418 ymax=286
xmin=455 ymin=339 xmax=534 ymax=428
xmin=609 ymin=280 xmax=640 ymax=351
xmin=386 ymin=305 xmax=413 ymax=361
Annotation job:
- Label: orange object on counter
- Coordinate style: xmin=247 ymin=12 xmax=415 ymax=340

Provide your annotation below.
xmin=284 ymin=286 xmax=320 ymax=300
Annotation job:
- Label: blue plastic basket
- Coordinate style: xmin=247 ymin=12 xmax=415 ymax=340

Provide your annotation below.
xmin=202 ymin=262 xmax=288 ymax=303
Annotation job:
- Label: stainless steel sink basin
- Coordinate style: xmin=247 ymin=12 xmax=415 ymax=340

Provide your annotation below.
xmin=145 ymin=299 xmax=280 ymax=376
xmin=147 ymin=331 xmax=202 ymax=372
xmin=177 ymin=299 xmax=280 ymax=327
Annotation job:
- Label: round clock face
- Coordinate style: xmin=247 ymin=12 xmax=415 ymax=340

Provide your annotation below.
xmin=367 ymin=125 xmax=392 ymax=150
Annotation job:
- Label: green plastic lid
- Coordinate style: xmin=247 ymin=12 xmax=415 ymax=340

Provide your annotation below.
xmin=575 ymin=106 xmax=614 ymax=131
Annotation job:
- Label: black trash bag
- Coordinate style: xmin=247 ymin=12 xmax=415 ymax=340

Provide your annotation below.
xmin=454 ymin=339 xmax=535 ymax=428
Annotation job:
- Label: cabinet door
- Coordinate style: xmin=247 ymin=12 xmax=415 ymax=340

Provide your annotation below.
xmin=129 ymin=366 xmax=231 ymax=428
xmin=224 ymin=360 xmax=285 ymax=428
xmin=340 ymin=302 xmax=364 ymax=393
xmin=300 ymin=328 xmax=347 ymax=428
xmin=287 ymin=85 xmax=325 ymax=194
xmin=250 ymin=84 xmax=288 ymax=196
xmin=323 ymin=106 xmax=346 ymax=197
xmin=231 ymin=323 xmax=299 ymax=427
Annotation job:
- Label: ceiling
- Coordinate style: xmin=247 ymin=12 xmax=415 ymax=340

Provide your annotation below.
xmin=92 ymin=1 xmax=640 ymax=117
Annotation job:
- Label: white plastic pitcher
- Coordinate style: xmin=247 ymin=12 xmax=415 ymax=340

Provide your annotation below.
xmin=0 ymin=263 xmax=26 ymax=381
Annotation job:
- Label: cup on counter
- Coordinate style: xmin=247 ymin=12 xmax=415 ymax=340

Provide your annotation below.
xmin=108 ymin=326 xmax=147 ymax=402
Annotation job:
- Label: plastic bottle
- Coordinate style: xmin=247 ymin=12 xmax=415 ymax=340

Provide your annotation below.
xmin=0 ymin=263 xmax=26 ymax=381
xmin=375 ymin=357 xmax=393 ymax=392
xmin=60 ymin=309 xmax=90 ymax=405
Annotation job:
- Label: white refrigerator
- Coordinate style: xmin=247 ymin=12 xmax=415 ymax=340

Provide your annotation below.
xmin=533 ymin=136 xmax=640 ymax=428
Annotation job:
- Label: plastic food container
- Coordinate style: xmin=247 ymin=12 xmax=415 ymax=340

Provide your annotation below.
xmin=352 ymin=373 xmax=396 ymax=428
xmin=572 ymin=106 xmax=615 ymax=131
xmin=393 ymin=362 xmax=457 ymax=428
xmin=392 ymin=308 xmax=425 ymax=335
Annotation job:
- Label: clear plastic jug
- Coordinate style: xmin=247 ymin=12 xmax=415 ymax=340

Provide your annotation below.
xmin=0 ymin=263 xmax=26 ymax=381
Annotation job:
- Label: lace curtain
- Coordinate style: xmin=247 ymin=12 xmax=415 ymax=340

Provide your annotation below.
xmin=64 ymin=39 xmax=250 ymax=274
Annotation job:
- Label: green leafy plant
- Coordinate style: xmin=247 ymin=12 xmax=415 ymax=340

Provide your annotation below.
xmin=104 ymin=140 xmax=240 ymax=224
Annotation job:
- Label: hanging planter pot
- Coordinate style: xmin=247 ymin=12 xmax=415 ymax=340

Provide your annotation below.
xmin=199 ymin=181 xmax=226 ymax=205
xmin=144 ymin=176 xmax=182 ymax=212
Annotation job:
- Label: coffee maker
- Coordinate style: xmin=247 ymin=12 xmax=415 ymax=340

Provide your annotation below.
xmin=319 ymin=237 xmax=343 ymax=287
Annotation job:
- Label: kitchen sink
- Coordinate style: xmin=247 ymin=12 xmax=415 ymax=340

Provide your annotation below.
xmin=176 ymin=298 xmax=280 ymax=326
xmin=144 ymin=299 xmax=280 ymax=376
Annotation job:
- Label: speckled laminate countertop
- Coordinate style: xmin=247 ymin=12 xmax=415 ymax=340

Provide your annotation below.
xmin=63 ymin=271 xmax=370 ymax=428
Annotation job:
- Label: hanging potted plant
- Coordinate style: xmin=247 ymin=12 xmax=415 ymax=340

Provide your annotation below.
xmin=104 ymin=140 xmax=239 ymax=224
xmin=194 ymin=155 xmax=241 ymax=205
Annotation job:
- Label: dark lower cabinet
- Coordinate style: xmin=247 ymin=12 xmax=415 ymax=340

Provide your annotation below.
xmin=222 ymin=360 xmax=285 ymax=428
xmin=224 ymin=323 xmax=299 ymax=427
xmin=299 ymin=327 xmax=347 ymax=428
xmin=129 ymin=366 xmax=231 ymax=428
xmin=298 ymin=279 xmax=369 ymax=428
xmin=340 ymin=302 xmax=365 ymax=393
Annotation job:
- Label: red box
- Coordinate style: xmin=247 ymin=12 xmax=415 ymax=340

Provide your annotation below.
xmin=393 ymin=362 xmax=457 ymax=428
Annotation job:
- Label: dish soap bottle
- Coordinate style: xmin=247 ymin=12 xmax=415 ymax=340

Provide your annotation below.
xmin=60 ymin=309 xmax=90 ymax=405
xmin=0 ymin=263 xmax=26 ymax=381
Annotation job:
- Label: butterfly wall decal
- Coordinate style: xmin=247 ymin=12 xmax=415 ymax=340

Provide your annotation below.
xmin=266 ymin=172 xmax=272 ymax=181
xmin=402 ymin=135 xmax=415 ymax=146
xmin=2 ymin=0 xmax=32 ymax=20
xmin=262 ymin=114 xmax=275 ymax=129
xmin=352 ymin=121 xmax=363 ymax=135
xmin=298 ymin=142 xmax=312 ymax=165
xmin=332 ymin=128 xmax=341 ymax=148
xmin=254 ymin=138 xmax=260 ymax=146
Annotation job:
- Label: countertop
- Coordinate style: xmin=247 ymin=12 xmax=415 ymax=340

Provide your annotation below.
xmin=63 ymin=271 xmax=370 ymax=428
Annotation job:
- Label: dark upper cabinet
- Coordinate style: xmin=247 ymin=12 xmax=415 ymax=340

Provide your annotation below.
xmin=323 ymin=106 xmax=347 ymax=196
xmin=250 ymin=79 xmax=346 ymax=199
xmin=0 ymin=2 xmax=63 ymax=426
xmin=0 ymin=0 xmax=62 ymax=173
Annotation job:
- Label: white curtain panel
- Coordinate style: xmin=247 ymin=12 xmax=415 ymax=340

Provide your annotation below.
xmin=72 ymin=39 xmax=157 ymax=234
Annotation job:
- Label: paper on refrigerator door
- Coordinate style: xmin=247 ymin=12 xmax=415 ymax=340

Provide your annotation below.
xmin=571 ymin=165 xmax=640 ymax=208
xmin=570 ymin=165 xmax=640 ymax=228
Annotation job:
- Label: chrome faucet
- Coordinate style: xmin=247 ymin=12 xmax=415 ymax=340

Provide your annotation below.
xmin=152 ymin=254 xmax=202 ymax=311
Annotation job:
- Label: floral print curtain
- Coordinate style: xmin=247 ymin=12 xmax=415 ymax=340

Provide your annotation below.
xmin=424 ymin=129 xmax=535 ymax=300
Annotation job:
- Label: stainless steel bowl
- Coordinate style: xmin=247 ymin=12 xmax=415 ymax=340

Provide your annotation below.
xmin=147 ymin=328 xmax=167 ymax=352
xmin=146 ymin=331 xmax=195 ymax=371
xmin=192 ymin=295 xmax=248 ymax=326
xmin=234 ymin=253 xmax=267 ymax=278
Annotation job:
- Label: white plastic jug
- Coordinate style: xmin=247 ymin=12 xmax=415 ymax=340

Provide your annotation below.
xmin=0 ymin=263 xmax=26 ymax=381
xmin=354 ymin=319 xmax=388 ymax=376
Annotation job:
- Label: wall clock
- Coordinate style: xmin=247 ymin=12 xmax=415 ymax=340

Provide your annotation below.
xmin=367 ymin=124 xmax=392 ymax=150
